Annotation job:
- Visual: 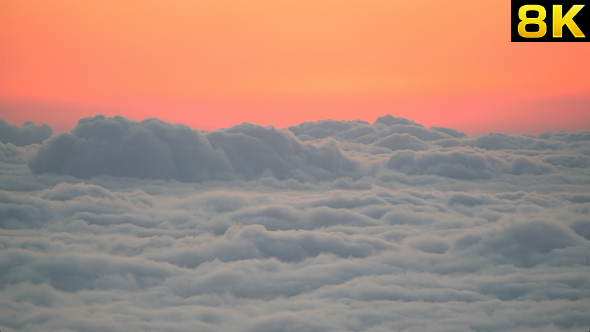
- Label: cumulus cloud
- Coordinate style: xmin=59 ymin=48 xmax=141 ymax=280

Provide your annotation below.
xmin=1 ymin=114 xmax=590 ymax=332
xmin=28 ymin=115 xmax=358 ymax=182
xmin=0 ymin=141 xmax=24 ymax=164
xmin=0 ymin=119 xmax=53 ymax=146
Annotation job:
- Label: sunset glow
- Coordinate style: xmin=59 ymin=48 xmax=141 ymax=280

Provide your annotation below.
xmin=1 ymin=0 xmax=589 ymax=133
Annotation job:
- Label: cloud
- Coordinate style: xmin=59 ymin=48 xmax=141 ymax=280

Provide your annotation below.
xmin=28 ymin=115 xmax=232 ymax=181
xmin=146 ymin=224 xmax=395 ymax=268
xmin=206 ymin=123 xmax=359 ymax=181
xmin=386 ymin=149 xmax=552 ymax=179
xmin=454 ymin=219 xmax=587 ymax=267
xmin=542 ymin=154 xmax=590 ymax=168
xmin=373 ymin=114 xmax=424 ymax=127
xmin=0 ymin=141 xmax=24 ymax=164
xmin=0 ymin=119 xmax=53 ymax=146
xmin=1 ymin=114 xmax=590 ymax=332
xmin=464 ymin=132 xmax=560 ymax=150
xmin=287 ymin=115 xmax=459 ymax=144
xmin=373 ymin=133 xmax=428 ymax=151
xmin=28 ymin=115 xmax=359 ymax=182
xmin=288 ymin=119 xmax=371 ymax=140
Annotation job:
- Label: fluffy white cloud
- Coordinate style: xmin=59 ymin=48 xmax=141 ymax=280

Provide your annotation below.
xmin=1 ymin=114 xmax=589 ymax=332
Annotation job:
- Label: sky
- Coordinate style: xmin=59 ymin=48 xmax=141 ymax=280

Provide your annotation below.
xmin=1 ymin=0 xmax=589 ymax=133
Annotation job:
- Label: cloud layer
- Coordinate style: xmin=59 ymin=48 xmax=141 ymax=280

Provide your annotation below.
xmin=1 ymin=114 xmax=589 ymax=332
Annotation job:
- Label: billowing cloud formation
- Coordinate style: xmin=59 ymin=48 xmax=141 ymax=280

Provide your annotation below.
xmin=28 ymin=115 xmax=358 ymax=182
xmin=1 ymin=115 xmax=590 ymax=332
xmin=0 ymin=119 xmax=53 ymax=146
xmin=386 ymin=150 xmax=552 ymax=180
xmin=0 ymin=141 xmax=23 ymax=164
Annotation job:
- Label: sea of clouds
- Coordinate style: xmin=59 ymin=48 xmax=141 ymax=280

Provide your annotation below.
xmin=0 ymin=114 xmax=589 ymax=332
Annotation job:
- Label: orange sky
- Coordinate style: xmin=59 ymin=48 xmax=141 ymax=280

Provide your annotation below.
xmin=1 ymin=0 xmax=589 ymax=133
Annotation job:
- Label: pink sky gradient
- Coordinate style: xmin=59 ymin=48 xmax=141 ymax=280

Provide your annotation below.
xmin=1 ymin=0 xmax=589 ymax=133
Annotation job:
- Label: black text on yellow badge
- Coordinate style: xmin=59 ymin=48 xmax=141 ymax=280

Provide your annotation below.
xmin=512 ymin=0 xmax=588 ymax=41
